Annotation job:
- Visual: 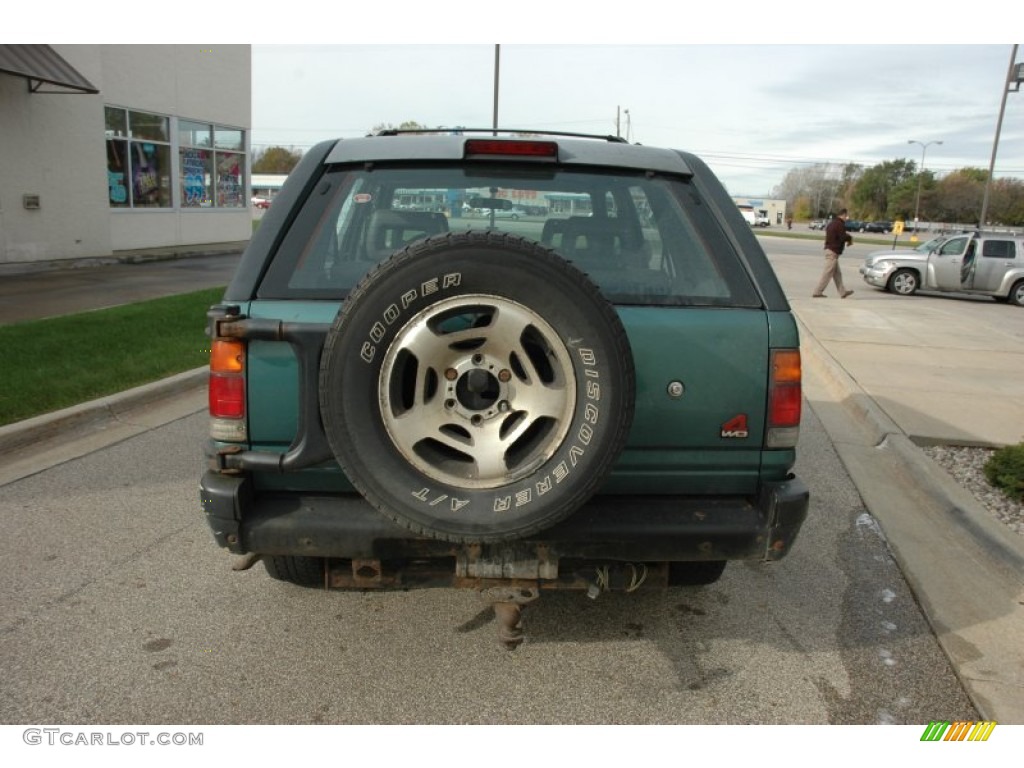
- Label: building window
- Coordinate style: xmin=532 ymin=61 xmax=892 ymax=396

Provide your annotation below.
xmin=105 ymin=107 xmax=171 ymax=208
xmin=179 ymin=120 xmax=213 ymax=207
xmin=106 ymin=107 xmax=247 ymax=210
xmin=180 ymin=120 xmax=246 ymax=209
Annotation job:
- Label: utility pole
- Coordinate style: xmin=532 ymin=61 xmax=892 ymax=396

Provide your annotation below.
xmin=908 ymin=139 xmax=942 ymax=232
xmin=615 ymin=106 xmax=630 ymax=140
xmin=979 ymin=44 xmax=1022 ymax=230
xmin=492 ymin=45 xmax=500 ymax=136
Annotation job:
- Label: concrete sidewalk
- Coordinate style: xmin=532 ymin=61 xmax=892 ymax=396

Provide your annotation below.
xmin=770 ymin=245 xmax=1024 ymax=722
xmin=0 ymin=244 xmax=1022 ymax=721
xmin=791 ymin=296 xmax=1024 ymax=448
xmin=797 ymin=312 xmax=1024 ymax=723
xmin=0 ymin=242 xmax=244 ymax=324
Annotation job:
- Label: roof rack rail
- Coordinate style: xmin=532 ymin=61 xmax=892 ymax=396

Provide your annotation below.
xmin=370 ymin=127 xmax=629 ymax=144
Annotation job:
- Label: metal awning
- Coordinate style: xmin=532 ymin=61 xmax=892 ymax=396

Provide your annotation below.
xmin=0 ymin=45 xmax=98 ymax=94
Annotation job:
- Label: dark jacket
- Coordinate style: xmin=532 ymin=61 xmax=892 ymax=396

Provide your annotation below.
xmin=825 ymin=216 xmax=853 ymax=255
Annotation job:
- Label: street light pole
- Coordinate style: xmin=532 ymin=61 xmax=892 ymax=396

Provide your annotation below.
xmin=908 ymin=139 xmax=942 ymax=232
xmin=979 ymin=44 xmax=1022 ymax=230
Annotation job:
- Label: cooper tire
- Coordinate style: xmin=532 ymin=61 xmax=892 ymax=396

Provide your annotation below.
xmin=319 ymin=231 xmax=635 ymax=543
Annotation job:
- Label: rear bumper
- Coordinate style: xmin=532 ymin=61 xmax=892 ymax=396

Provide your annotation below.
xmin=200 ymin=470 xmax=809 ymax=565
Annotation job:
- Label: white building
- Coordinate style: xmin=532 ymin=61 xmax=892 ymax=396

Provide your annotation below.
xmin=0 ymin=44 xmax=251 ymax=271
xmin=733 ymin=196 xmax=788 ymax=228
xmin=251 ymin=174 xmax=288 ymax=201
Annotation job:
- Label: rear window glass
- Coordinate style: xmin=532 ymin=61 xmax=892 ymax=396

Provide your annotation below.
xmin=982 ymin=240 xmax=1015 ymax=258
xmin=257 ymin=164 xmax=761 ymax=307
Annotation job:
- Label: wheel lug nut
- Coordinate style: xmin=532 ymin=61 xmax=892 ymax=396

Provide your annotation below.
xmin=445 ymin=399 xmax=456 ymax=410
xmin=444 ymin=368 xmax=458 ymax=381
xmin=498 ymin=369 xmax=511 ymax=382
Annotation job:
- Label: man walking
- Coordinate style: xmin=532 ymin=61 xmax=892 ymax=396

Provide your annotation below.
xmin=813 ymin=209 xmax=855 ymax=298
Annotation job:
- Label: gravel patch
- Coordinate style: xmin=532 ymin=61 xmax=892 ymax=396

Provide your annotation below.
xmin=922 ymin=445 xmax=1024 ymax=539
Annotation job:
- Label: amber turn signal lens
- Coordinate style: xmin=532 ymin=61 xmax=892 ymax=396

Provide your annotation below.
xmin=210 ymin=339 xmax=245 ymax=373
xmin=771 ymin=349 xmax=801 ymax=384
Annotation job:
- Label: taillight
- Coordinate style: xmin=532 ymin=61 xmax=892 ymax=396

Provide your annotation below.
xmin=464 ymin=139 xmax=558 ymax=159
xmin=766 ymin=349 xmax=801 ymax=448
xmin=209 ymin=338 xmax=247 ymax=441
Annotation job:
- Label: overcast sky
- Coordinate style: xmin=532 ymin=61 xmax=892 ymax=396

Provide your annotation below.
xmin=18 ymin=4 xmax=1023 ymax=197
xmin=251 ymin=43 xmax=1023 ymax=196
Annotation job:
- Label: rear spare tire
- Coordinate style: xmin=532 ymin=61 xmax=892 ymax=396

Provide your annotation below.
xmin=319 ymin=231 xmax=635 ymax=543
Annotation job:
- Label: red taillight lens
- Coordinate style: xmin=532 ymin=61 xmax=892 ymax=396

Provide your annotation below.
xmin=769 ymin=384 xmax=802 ymax=427
xmin=209 ymin=338 xmax=246 ymax=438
xmin=767 ymin=350 xmax=801 ymax=448
xmin=209 ymin=373 xmax=245 ymax=419
xmin=464 ymin=139 xmax=558 ymax=158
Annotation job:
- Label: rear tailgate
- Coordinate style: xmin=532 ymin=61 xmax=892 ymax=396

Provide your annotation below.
xmin=608 ymin=306 xmax=769 ymax=495
xmin=241 ymin=300 xmax=777 ymax=497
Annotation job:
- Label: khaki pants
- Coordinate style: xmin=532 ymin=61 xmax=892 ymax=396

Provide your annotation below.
xmin=814 ymin=249 xmax=846 ymax=295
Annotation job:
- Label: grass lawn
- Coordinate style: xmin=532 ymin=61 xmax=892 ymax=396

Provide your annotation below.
xmin=0 ymin=287 xmax=223 ymax=427
xmin=757 ymin=229 xmax=911 ymax=246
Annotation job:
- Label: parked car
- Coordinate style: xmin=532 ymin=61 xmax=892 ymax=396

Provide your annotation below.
xmin=844 ymin=219 xmax=866 ymax=232
xmin=860 ymin=231 xmax=1024 ymax=305
xmin=464 ymin=198 xmax=524 ymax=219
xmin=201 ymin=129 xmax=810 ymax=646
xmin=251 ymin=196 xmax=271 ymax=209
xmin=808 ymin=219 xmax=828 ymax=230
xmin=864 ymin=236 xmax=947 ymax=262
xmin=863 ymin=221 xmax=893 ymax=233
xmin=492 ymin=206 xmax=526 ymax=219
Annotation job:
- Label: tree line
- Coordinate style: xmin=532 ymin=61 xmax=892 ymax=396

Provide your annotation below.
xmin=251 ymin=123 xmax=427 ymax=175
xmin=772 ymin=160 xmax=1024 ymax=226
xmin=254 ymin=133 xmax=1024 ymax=228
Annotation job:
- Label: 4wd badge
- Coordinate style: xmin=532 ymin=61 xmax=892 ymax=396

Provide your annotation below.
xmin=721 ymin=414 xmax=749 ymax=438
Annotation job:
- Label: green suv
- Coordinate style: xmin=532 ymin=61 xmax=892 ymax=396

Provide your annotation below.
xmin=201 ymin=130 xmax=809 ymax=645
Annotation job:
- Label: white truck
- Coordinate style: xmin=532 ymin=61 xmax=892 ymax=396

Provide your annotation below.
xmin=738 ymin=204 xmax=770 ymax=227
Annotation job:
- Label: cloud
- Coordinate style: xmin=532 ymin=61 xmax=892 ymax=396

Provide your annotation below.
xmin=252 ymin=43 xmax=1024 ymax=195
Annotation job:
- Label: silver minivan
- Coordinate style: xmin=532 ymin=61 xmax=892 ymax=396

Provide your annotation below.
xmin=860 ymin=231 xmax=1024 ymax=306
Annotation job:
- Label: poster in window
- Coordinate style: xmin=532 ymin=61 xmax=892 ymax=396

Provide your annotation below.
xmin=131 ymin=142 xmax=170 ymax=207
xmin=106 ymin=140 xmax=129 ymax=207
xmin=133 ymin=143 xmax=160 ymax=205
xmin=181 ymin=149 xmax=211 ymax=207
xmin=216 ymin=153 xmax=244 ymax=208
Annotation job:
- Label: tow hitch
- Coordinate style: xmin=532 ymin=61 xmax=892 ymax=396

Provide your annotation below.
xmin=483 ymin=586 xmax=540 ymax=649
xmin=232 ymin=554 xmax=667 ymax=648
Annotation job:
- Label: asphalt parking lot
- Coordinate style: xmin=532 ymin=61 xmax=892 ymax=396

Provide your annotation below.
xmin=0 ymin=233 xmax=1022 ymax=723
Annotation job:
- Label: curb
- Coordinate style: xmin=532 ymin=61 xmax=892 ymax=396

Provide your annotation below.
xmin=0 ymin=242 xmax=248 ymax=277
xmin=798 ymin=317 xmax=1024 ymax=722
xmin=0 ymin=368 xmax=207 ymax=458
xmin=797 ymin=317 xmax=1024 ymax=573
